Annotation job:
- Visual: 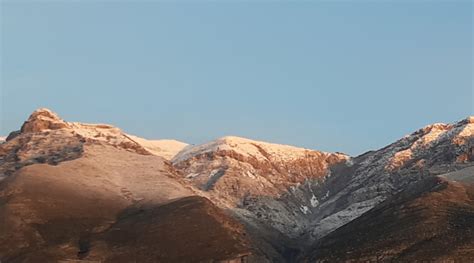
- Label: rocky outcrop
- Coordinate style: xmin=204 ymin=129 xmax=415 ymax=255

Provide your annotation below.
xmin=1 ymin=108 xmax=188 ymax=179
xmin=5 ymin=130 xmax=20 ymax=141
xmin=1 ymin=109 xmax=193 ymax=172
xmin=20 ymin=108 xmax=69 ymax=133
xmin=2 ymin=111 xmax=60 ymax=139
xmin=0 ymin=129 xmax=85 ymax=179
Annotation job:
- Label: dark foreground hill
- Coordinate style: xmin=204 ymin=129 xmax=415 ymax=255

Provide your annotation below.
xmin=86 ymin=196 xmax=251 ymax=263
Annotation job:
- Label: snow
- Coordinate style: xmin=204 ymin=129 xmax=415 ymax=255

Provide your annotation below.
xmin=299 ymin=205 xmax=310 ymax=214
xmin=419 ymin=124 xmax=449 ymax=145
xmin=386 ymin=149 xmax=413 ymax=170
xmin=440 ymin=166 xmax=474 ymax=183
xmin=311 ymin=197 xmax=383 ymax=239
xmin=0 ymin=136 xmax=6 ymax=143
xmin=387 ymin=119 xmax=473 ymax=170
xmin=6 ymin=108 xmax=473 ymax=249
xmin=306 ymin=117 xmax=474 ymax=241
xmin=28 ymin=108 xmax=64 ymax=123
xmin=38 ymin=120 xmax=188 ymax=160
xmin=69 ymin=122 xmax=131 ymax=142
xmin=310 ymin=194 xmax=319 ymax=207
xmin=127 ymin=135 xmax=188 ymax=160
xmin=345 ymin=158 xmax=354 ymax=167
xmin=185 ymin=173 xmax=199 ymax=179
xmin=12 ymin=108 xmax=188 ymax=160
xmin=456 ymin=121 xmax=474 ymax=140
xmin=172 ymin=135 xmax=342 ymax=164
xmin=209 ymin=169 xmax=220 ymax=178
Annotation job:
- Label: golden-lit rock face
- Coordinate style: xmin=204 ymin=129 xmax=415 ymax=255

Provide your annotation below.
xmin=172 ymin=136 xmax=348 ymax=203
xmin=20 ymin=108 xmax=69 ymax=133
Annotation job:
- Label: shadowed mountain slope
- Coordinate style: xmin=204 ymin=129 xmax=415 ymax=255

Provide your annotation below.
xmin=304 ymin=176 xmax=474 ymax=262
xmin=90 ymin=196 xmax=251 ymax=263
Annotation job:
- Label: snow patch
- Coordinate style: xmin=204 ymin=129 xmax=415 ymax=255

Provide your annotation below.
xmin=312 ymin=197 xmax=383 ymax=239
xmin=310 ymin=194 xmax=319 ymax=207
xmin=209 ymin=169 xmax=220 ymax=178
xmin=299 ymin=205 xmax=310 ymax=215
xmin=185 ymin=173 xmax=199 ymax=179
xmin=345 ymin=158 xmax=354 ymax=167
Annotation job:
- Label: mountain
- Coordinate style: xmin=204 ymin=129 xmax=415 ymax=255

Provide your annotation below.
xmin=304 ymin=176 xmax=474 ymax=262
xmin=0 ymin=109 xmax=252 ymax=262
xmin=0 ymin=108 xmax=473 ymax=262
xmin=172 ymin=136 xmax=347 ymax=230
xmin=300 ymin=117 xmax=474 ymax=242
xmin=169 ymin=117 xmax=473 ymax=261
xmin=171 ymin=135 xmax=348 ymax=260
xmin=297 ymin=118 xmax=474 ymax=262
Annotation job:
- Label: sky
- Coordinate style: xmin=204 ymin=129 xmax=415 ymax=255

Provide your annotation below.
xmin=1 ymin=1 xmax=472 ymax=155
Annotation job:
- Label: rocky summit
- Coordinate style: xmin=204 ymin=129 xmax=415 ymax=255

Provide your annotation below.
xmin=0 ymin=109 xmax=473 ymax=262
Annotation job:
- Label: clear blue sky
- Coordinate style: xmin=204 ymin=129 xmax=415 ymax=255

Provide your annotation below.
xmin=1 ymin=1 xmax=472 ymax=155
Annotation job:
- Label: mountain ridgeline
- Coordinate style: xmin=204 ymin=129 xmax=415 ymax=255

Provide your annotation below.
xmin=0 ymin=108 xmax=473 ymax=262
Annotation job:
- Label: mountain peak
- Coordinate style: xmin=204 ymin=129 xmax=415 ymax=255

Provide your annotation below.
xmin=28 ymin=108 xmax=62 ymax=122
xmin=20 ymin=108 xmax=69 ymax=133
xmin=5 ymin=108 xmax=188 ymax=159
xmin=172 ymin=135 xmax=346 ymax=164
xmin=423 ymin=122 xmax=451 ymax=131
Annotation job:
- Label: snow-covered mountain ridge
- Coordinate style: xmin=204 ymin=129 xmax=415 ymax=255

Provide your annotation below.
xmin=1 ymin=108 xmax=473 ymax=262
xmin=167 ymin=115 xmax=473 ymax=259
xmin=172 ymin=135 xmax=343 ymax=163
xmin=5 ymin=108 xmax=188 ymax=160
xmin=300 ymin=115 xmax=474 ymax=242
xmin=172 ymin=135 xmax=348 ymax=203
